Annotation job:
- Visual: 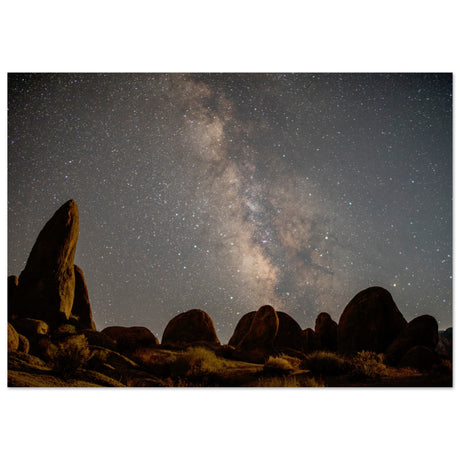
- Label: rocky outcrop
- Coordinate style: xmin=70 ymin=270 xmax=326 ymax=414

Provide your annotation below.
xmin=385 ymin=314 xmax=438 ymax=366
xmin=315 ymin=312 xmax=338 ymax=351
xmin=233 ymin=305 xmax=279 ymax=363
xmin=14 ymin=200 xmax=80 ymax=325
xmin=229 ymin=310 xmax=304 ymax=353
xmin=17 ymin=334 xmax=30 ymax=353
xmin=399 ymin=345 xmax=439 ymax=372
xmin=81 ymin=329 xmax=117 ymax=350
xmin=228 ymin=311 xmax=256 ymax=347
xmin=162 ymin=309 xmax=220 ymax=347
xmin=274 ymin=311 xmax=305 ymax=352
xmin=12 ymin=318 xmax=50 ymax=337
xmin=338 ymin=287 xmax=407 ymax=354
xmin=8 ymin=323 xmax=19 ymax=352
xmin=436 ymin=327 xmax=453 ymax=360
xmin=8 ymin=275 xmax=19 ymax=321
xmin=71 ymin=265 xmax=95 ymax=330
xmin=102 ymin=326 xmax=159 ymax=354
xmin=302 ymin=328 xmax=317 ymax=353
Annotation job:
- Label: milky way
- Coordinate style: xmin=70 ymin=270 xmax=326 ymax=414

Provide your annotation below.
xmin=8 ymin=73 xmax=452 ymax=341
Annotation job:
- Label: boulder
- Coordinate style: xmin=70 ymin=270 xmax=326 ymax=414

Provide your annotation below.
xmin=229 ymin=310 xmax=305 ymax=353
xmin=81 ymin=329 xmax=117 ymax=350
xmin=28 ymin=335 xmax=58 ymax=362
xmin=385 ymin=314 xmax=439 ymax=366
xmin=162 ymin=309 xmax=220 ymax=346
xmin=228 ymin=311 xmax=256 ymax=347
xmin=18 ymin=334 xmax=30 ymax=354
xmin=8 ymin=275 xmax=19 ymax=321
xmin=315 ymin=312 xmax=338 ymax=351
xmin=102 ymin=326 xmax=159 ymax=354
xmin=233 ymin=305 xmax=279 ymax=363
xmin=274 ymin=311 xmax=305 ymax=352
xmin=399 ymin=345 xmax=440 ymax=372
xmin=302 ymin=328 xmax=317 ymax=353
xmin=8 ymin=323 xmax=19 ymax=353
xmin=440 ymin=327 xmax=452 ymax=342
xmin=12 ymin=318 xmax=50 ymax=337
xmin=15 ymin=200 xmax=80 ymax=325
xmin=71 ymin=265 xmax=95 ymax=330
xmin=337 ymin=287 xmax=407 ymax=354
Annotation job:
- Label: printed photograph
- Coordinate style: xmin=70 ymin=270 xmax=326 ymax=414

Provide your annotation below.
xmin=7 ymin=73 xmax=452 ymax=387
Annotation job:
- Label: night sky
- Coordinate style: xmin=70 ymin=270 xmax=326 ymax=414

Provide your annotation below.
xmin=8 ymin=73 xmax=452 ymax=342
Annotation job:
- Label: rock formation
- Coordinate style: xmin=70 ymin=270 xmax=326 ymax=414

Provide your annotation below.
xmin=338 ymin=286 xmax=407 ymax=354
xmin=229 ymin=310 xmax=304 ymax=353
xmin=8 ymin=323 xmax=19 ymax=353
xmin=228 ymin=311 xmax=256 ymax=347
xmin=102 ymin=326 xmax=159 ymax=354
xmin=233 ymin=305 xmax=279 ymax=363
xmin=273 ymin=311 xmax=305 ymax=352
xmin=399 ymin=345 xmax=439 ymax=372
xmin=302 ymin=328 xmax=317 ymax=353
xmin=12 ymin=318 xmax=50 ymax=337
xmin=71 ymin=265 xmax=96 ymax=330
xmin=8 ymin=275 xmax=19 ymax=321
xmin=161 ymin=309 xmax=220 ymax=346
xmin=385 ymin=314 xmax=438 ymax=366
xmin=14 ymin=200 xmax=80 ymax=325
xmin=315 ymin=312 xmax=338 ymax=351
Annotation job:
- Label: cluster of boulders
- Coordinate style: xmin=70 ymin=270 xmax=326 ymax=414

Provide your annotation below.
xmin=8 ymin=200 xmax=452 ymax=381
xmin=8 ymin=200 xmax=97 ymax=362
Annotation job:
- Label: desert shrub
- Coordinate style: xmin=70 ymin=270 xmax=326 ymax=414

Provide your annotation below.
xmin=302 ymin=351 xmax=350 ymax=376
xmin=53 ymin=334 xmax=92 ymax=379
xmin=168 ymin=346 xmax=227 ymax=378
xmin=264 ymin=356 xmax=295 ymax=374
xmin=52 ymin=323 xmax=77 ymax=340
xmin=351 ymin=351 xmax=389 ymax=379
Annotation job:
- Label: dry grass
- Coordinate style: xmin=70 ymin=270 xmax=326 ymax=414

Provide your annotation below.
xmin=303 ymin=351 xmax=350 ymax=376
xmin=351 ymin=351 xmax=389 ymax=379
xmin=264 ymin=356 xmax=295 ymax=373
xmin=53 ymin=334 xmax=92 ymax=379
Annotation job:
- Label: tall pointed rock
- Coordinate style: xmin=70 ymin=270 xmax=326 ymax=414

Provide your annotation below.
xmin=16 ymin=200 xmax=79 ymax=324
xmin=71 ymin=264 xmax=96 ymax=330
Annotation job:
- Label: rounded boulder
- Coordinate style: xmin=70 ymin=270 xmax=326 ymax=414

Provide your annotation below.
xmin=338 ymin=287 xmax=407 ymax=354
xmin=385 ymin=314 xmax=439 ymax=366
xmin=102 ymin=326 xmax=159 ymax=354
xmin=234 ymin=305 xmax=279 ymax=363
xmin=228 ymin=311 xmax=256 ymax=347
xmin=274 ymin=311 xmax=305 ymax=352
xmin=162 ymin=309 xmax=220 ymax=346
xmin=315 ymin=312 xmax=338 ymax=351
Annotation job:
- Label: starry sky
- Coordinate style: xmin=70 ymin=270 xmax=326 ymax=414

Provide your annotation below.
xmin=7 ymin=73 xmax=452 ymax=342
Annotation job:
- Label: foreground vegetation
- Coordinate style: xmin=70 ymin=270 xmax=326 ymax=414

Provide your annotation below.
xmin=8 ymin=337 xmax=452 ymax=387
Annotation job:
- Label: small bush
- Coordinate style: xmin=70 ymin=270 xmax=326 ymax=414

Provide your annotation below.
xmin=264 ymin=356 xmax=295 ymax=374
xmin=303 ymin=351 xmax=350 ymax=376
xmin=351 ymin=351 xmax=389 ymax=379
xmin=53 ymin=334 xmax=92 ymax=379
xmin=168 ymin=347 xmax=227 ymax=380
